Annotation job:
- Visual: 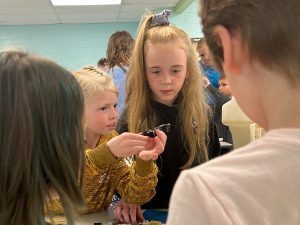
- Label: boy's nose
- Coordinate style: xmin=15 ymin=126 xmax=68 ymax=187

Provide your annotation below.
xmin=110 ymin=108 xmax=118 ymax=119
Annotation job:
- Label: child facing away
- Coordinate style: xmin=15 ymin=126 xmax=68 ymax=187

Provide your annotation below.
xmin=167 ymin=0 xmax=300 ymax=224
xmin=106 ymin=30 xmax=135 ymax=116
xmin=0 ymin=50 xmax=85 ymax=225
xmin=46 ymin=66 xmax=167 ymax=225
xmin=115 ymin=9 xmax=221 ymax=221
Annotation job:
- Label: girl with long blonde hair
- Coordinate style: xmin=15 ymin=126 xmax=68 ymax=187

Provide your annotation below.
xmin=116 ymin=10 xmax=220 ymax=214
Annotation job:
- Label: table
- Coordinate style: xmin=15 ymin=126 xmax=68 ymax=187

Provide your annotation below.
xmin=75 ymin=211 xmax=111 ymax=225
xmin=75 ymin=210 xmax=166 ymax=225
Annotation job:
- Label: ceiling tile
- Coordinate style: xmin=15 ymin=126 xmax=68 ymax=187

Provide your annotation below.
xmin=121 ymin=4 xmax=157 ymax=11
xmin=0 ymin=7 xmax=55 ymax=14
xmin=54 ymin=5 xmax=120 ymax=13
xmin=58 ymin=13 xmax=118 ymax=20
xmin=1 ymin=0 xmax=52 ymax=7
xmin=60 ymin=18 xmax=118 ymax=23
xmin=123 ymin=0 xmax=176 ymax=3
xmin=0 ymin=0 xmax=181 ymax=25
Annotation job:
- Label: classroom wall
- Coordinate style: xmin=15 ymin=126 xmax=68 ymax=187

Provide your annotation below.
xmin=0 ymin=0 xmax=202 ymax=70
xmin=171 ymin=0 xmax=202 ymax=39
xmin=0 ymin=23 xmax=139 ymax=70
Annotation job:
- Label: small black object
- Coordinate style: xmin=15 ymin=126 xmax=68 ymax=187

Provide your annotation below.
xmin=143 ymin=123 xmax=171 ymax=138
xmin=93 ymin=223 xmax=102 ymax=225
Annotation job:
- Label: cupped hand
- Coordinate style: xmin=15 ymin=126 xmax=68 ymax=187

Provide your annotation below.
xmin=107 ymin=132 xmax=151 ymax=158
xmin=138 ymin=129 xmax=167 ymax=161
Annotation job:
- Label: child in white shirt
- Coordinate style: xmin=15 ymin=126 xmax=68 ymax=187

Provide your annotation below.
xmin=167 ymin=0 xmax=300 ymax=224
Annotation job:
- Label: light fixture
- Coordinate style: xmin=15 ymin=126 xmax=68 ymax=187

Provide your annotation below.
xmin=51 ymin=0 xmax=121 ymax=6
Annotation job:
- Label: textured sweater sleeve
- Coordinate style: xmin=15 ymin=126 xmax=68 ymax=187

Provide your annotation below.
xmin=87 ymin=142 xmax=118 ymax=168
xmin=87 ymin=131 xmax=159 ymax=205
xmin=46 ymin=132 xmax=120 ymax=214
xmin=114 ymin=157 xmax=158 ymax=205
xmin=116 ymin=111 xmax=159 ymax=203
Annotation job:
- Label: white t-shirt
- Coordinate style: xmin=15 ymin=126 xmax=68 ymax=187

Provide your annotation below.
xmin=167 ymin=129 xmax=300 ymax=225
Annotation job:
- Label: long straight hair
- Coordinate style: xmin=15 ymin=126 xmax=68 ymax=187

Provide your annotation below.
xmin=0 ymin=50 xmax=85 ymax=225
xmin=125 ymin=13 xmax=210 ymax=168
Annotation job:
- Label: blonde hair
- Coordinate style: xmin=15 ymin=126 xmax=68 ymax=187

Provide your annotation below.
xmin=73 ymin=66 xmax=117 ymax=104
xmin=125 ymin=13 xmax=210 ymax=168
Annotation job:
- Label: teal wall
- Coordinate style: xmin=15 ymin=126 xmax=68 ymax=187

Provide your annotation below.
xmin=0 ymin=23 xmax=139 ymax=70
xmin=170 ymin=0 xmax=202 ymax=39
xmin=0 ymin=0 xmax=202 ymax=70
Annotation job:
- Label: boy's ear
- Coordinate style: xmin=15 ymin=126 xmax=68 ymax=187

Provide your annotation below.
xmin=213 ymin=25 xmax=244 ymax=75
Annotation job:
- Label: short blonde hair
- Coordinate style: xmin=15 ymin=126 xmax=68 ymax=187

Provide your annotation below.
xmin=73 ymin=65 xmax=117 ymax=104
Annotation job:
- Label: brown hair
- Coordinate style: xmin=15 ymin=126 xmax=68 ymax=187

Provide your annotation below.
xmin=199 ymin=0 xmax=300 ymax=83
xmin=124 ymin=13 xmax=210 ymax=168
xmin=0 ymin=50 xmax=85 ymax=225
xmin=219 ymin=73 xmax=226 ymax=80
xmin=97 ymin=57 xmax=108 ymax=67
xmin=106 ymin=31 xmax=135 ymax=70
xmin=196 ymin=37 xmax=206 ymax=50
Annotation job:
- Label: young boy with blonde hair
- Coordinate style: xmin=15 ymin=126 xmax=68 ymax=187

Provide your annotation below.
xmin=46 ymin=66 xmax=166 ymax=224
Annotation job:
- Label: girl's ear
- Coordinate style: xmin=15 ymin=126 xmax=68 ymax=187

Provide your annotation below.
xmin=213 ymin=25 xmax=244 ymax=75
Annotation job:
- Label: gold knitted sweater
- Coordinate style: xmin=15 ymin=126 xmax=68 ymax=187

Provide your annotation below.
xmin=46 ymin=131 xmax=158 ymax=214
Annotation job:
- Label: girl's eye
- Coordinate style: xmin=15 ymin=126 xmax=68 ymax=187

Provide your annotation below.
xmin=152 ymin=70 xmax=160 ymax=74
xmin=171 ymin=68 xmax=181 ymax=74
xmin=149 ymin=68 xmax=160 ymax=74
xmin=99 ymin=106 xmax=107 ymax=111
xmin=114 ymin=104 xmax=118 ymax=108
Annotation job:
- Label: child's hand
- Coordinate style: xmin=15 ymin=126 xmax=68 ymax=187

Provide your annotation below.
xmin=107 ymin=132 xmax=151 ymax=158
xmin=138 ymin=129 xmax=167 ymax=161
xmin=114 ymin=198 xmax=143 ymax=225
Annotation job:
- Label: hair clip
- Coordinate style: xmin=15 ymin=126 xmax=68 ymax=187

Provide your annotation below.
xmin=83 ymin=65 xmax=105 ymax=76
xmin=150 ymin=9 xmax=171 ymax=28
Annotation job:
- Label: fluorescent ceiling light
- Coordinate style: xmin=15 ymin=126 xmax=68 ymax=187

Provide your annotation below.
xmin=51 ymin=0 xmax=121 ymax=6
